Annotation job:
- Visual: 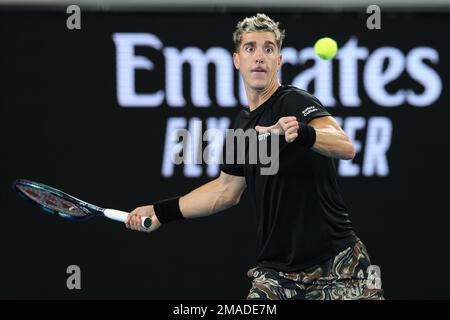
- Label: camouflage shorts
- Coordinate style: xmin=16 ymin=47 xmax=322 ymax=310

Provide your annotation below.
xmin=247 ymin=240 xmax=384 ymax=300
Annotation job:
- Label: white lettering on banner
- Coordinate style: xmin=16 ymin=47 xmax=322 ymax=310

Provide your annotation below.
xmin=162 ymin=117 xmax=187 ymax=177
xmin=364 ymin=47 xmax=406 ymax=107
xmin=335 ymin=117 xmax=366 ymax=177
xmin=164 ymin=47 xmax=237 ymax=107
xmin=162 ymin=117 xmax=230 ymax=178
xmin=406 ymin=47 xmax=442 ymax=106
xmin=337 ymin=38 xmax=369 ymax=107
xmin=111 ymin=33 xmax=437 ymax=179
xmin=162 ymin=116 xmax=392 ymax=178
xmin=335 ymin=116 xmax=392 ymax=177
xmin=112 ymin=33 xmax=442 ymax=108
xmin=184 ymin=117 xmax=203 ymax=177
xmin=290 ymin=47 xmax=336 ymax=106
xmin=362 ymin=117 xmax=392 ymax=176
xmin=112 ymin=33 xmax=164 ymax=107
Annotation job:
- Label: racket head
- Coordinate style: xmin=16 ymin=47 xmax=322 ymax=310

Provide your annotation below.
xmin=13 ymin=179 xmax=103 ymax=221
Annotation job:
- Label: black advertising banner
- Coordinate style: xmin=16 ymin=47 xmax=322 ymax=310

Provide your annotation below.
xmin=1 ymin=10 xmax=449 ymax=300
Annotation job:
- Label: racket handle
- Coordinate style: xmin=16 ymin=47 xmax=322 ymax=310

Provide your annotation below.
xmin=103 ymin=209 xmax=152 ymax=229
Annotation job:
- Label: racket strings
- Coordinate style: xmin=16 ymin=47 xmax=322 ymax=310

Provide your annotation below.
xmin=18 ymin=186 xmax=88 ymax=218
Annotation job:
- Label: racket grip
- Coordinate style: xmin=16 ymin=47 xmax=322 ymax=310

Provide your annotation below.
xmin=103 ymin=209 xmax=152 ymax=229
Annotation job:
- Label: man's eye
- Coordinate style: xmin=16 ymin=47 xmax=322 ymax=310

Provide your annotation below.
xmin=266 ymin=47 xmax=274 ymax=54
xmin=245 ymin=47 xmax=254 ymax=52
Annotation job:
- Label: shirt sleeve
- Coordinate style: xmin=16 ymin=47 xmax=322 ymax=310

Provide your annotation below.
xmin=220 ymin=162 xmax=244 ymax=176
xmin=282 ymin=89 xmax=331 ymax=124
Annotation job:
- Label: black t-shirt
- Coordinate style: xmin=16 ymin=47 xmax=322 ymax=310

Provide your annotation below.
xmin=221 ymin=85 xmax=357 ymax=272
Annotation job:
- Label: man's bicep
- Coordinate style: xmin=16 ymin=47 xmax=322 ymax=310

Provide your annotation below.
xmin=308 ymin=115 xmax=344 ymax=132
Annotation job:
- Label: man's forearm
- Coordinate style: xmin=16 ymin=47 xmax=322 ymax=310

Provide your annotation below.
xmin=179 ymin=177 xmax=243 ymax=219
xmin=312 ymin=126 xmax=356 ymax=160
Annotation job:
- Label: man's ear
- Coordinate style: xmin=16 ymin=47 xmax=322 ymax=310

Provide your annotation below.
xmin=233 ymin=52 xmax=240 ymax=70
xmin=277 ymin=53 xmax=282 ymax=69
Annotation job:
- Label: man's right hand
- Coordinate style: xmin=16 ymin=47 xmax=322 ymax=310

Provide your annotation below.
xmin=255 ymin=116 xmax=299 ymax=143
xmin=126 ymin=205 xmax=162 ymax=233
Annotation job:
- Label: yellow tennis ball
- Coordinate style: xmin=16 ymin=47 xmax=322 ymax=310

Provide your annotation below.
xmin=314 ymin=37 xmax=338 ymax=60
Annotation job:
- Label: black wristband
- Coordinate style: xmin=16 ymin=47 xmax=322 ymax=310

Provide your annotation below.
xmin=153 ymin=197 xmax=184 ymax=224
xmin=296 ymin=123 xmax=316 ymax=148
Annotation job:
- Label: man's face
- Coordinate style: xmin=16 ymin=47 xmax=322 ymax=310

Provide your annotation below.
xmin=233 ymin=31 xmax=282 ymax=91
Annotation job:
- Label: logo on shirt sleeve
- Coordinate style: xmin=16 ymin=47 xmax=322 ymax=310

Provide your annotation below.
xmin=302 ymin=105 xmax=319 ymax=117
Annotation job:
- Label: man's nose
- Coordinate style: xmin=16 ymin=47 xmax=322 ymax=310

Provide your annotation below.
xmin=255 ymin=47 xmax=265 ymax=64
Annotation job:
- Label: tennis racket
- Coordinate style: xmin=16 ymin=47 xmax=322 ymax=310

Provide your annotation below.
xmin=13 ymin=179 xmax=151 ymax=229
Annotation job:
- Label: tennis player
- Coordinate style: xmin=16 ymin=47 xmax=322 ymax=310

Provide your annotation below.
xmin=126 ymin=13 xmax=384 ymax=300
